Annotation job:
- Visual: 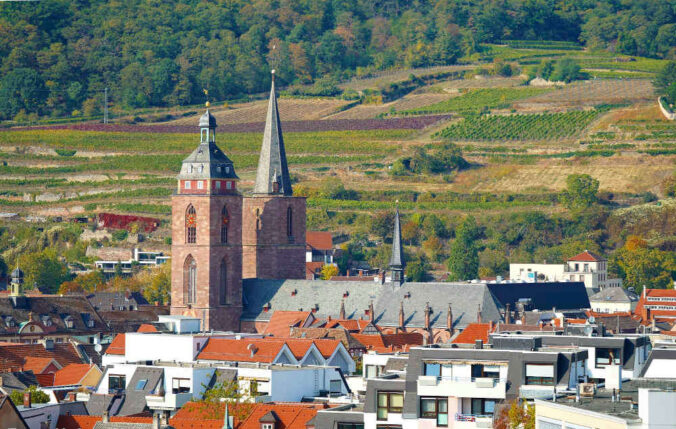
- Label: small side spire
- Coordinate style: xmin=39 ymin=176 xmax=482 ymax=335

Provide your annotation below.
xmin=254 ymin=70 xmax=292 ymax=196
xmin=388 ymin=205 xmax=405 ymax=284
xmin=339 ymin=299 xmax=346 ymax=320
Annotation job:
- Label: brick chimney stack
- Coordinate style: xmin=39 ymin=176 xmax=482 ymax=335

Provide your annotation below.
xmin=424 ymin=302 xmax=431 ymax=331
xmin=23 ymin=391 xmax=31 ymax=408
xmin=505 ymin=303 xmax=511 ymax=324
xmin=477 ymin=304 xmax=482 ymax=323
xmin=399 ymin=301 xmax=405 ymax=330
xmin=369 ymin=301 xmax=375 ymax=323
xmin=447 ymin=303 xmax=453 ymax=335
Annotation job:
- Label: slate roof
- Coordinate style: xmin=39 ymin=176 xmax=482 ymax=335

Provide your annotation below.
xmin=486 ymin=282 xmax=590 ymax=311
xmin=117 ymin=367 xmax=163 ymax=416
xmin=253 ymin=74 xmax=292 ymax=195
xmin=0 ymin=371 xmax=39 ymax=394
xmin=242 ymin=279 xmax=504 ymax=330
xmin=87 ymin=292 xmax=149 ymax=311
xmin=389 ymin=208 xmax=404 ymax=269
xmin=590 ymin=287 xmax=639 ymax=303
xmin=178 ymin=110 xmax=238 ymax=181
xmin=77 ymin=343 xmax=108 ymax=367
xmin=0 ymin=295 xmax=106 ymax=335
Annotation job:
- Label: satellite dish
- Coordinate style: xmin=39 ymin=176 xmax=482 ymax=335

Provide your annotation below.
xmin=588 ymin=316 xmax=596 ymax=324
xmin=94 ymin=343 xmax=102 ymax=353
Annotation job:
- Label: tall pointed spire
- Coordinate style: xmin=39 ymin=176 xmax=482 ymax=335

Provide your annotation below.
xmin=254 ymin=70 xmax=292 ymax=196
xmin=388 ymin=206 xmax=405 ymax=284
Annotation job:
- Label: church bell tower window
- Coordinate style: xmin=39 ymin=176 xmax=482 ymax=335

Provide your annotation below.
xmin=186 ymin=205 xmax=197 ymax=244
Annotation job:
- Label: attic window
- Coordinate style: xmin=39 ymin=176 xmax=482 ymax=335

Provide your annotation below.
xmin=262 ymin=424 xmax=274 ymax=429
xmin=135 ymin=379 xmax=147 ymax=390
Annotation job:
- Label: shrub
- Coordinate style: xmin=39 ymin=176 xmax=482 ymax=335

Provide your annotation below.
xmin=111 ymin=229 xmax=129 ymax=241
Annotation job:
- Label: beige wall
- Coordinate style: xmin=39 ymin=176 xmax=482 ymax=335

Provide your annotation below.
xmin=80 ymin=366 xmax=103 ymax=388
xmin=535 ymin=400 xmax=628 ymax=429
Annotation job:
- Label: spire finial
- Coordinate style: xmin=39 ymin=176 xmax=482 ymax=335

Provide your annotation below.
xmin=203 ymin=88 xmax=210 ymax=108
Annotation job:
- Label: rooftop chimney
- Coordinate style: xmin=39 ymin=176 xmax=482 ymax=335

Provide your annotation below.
xmin=477 ymin=304 xmax=482 ymax=323
xmin=369 ymin=301 xmax=375 ymax=323
xmin=339 ymin=300 xmax=346 ymax=320
xmin=399 ymin=301 xmax=405 ymax=329
xmin=23 ymin=391 xmax=31 ymax=408
xmin=424 ymin=302 xmax=431 ymax=331
xmin=505 ymin=303 xmax=511 ymax=324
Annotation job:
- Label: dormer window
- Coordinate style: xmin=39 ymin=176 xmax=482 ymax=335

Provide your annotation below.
xmin=225 ymin=166 xmax=230 ymax=173
xmin=217 ymin=166 xmax=222 ymax=173
xmin=262 ymin=424 xmax=274 ymax=429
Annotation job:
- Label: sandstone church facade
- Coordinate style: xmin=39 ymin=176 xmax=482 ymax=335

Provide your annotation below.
xmin=170 ymin=73 xmax=306 ymax=331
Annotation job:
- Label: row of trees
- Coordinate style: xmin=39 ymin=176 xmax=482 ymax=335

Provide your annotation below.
xmin=334 ymin=173 xmax=675 ymax=291
xmin=0 ymin=0 xmax=674 ymax=119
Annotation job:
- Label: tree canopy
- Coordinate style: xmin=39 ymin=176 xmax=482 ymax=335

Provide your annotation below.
xmin=0 ymin=0 xmax=673 ymax=119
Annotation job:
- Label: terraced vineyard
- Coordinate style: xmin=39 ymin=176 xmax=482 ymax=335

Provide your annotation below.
xmin=435 ymin=110 xmax=604 ymax=141
xmin=400 ymin=87 xmax=553 ymax=115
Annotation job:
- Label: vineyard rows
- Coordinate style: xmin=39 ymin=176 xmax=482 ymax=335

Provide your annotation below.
xmin=435 ymin=110 xmax=603 ymax=141
xmin=401 ymin=87 xmax=552 ymax=115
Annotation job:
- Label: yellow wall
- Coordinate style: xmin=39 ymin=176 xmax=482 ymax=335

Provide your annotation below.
xmin=80 ymin=366 xmax=103 ymax=388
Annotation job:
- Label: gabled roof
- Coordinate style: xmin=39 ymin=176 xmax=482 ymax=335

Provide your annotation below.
xmin=86 ymin=292 xmax=149 ymax=311
xmin=197 ymin=338 xmax=289 ymax=363
xmin=53 ymin=363 xmax=97 ymax=386
xmin=288 ymin=328 xmax=365 ymax=351
xmin=137 ymin=324 xmax=158 ymax=333
xmin=263 ymin=311 xmax=314 ymax=337
xmin=568 ymin=250 xmax=604 ymax=262
xmin=117 ymin=366 xmax=163 ymax=416
xmin=22 ymin=356 xmax=59 ymax=374
xmin=0 ymin=371 xmax=39 ymax=393
xmin=323 ymin=318 xmax=373 ymax=333
xmin=242 ymin=280 xmax=504 ymax=330
xmin=451 ymin=323 xmax=495 ymax=344
xmin=0 ymin=343 xmax=84 ymax=372
xmin=306 ymin=232 xmax=333 ymax=251
xmin=57 ymin=414 xmax=225 ymax=429
xmin=351 ymin=333 xmax=423 ymax=353
xmin=106 ymin=333 xmax=126 ymax=355
xmin=253 ymin=74 xmax=292 ymax=196
xmin=645 ymin=289 xmax=676 ymax=298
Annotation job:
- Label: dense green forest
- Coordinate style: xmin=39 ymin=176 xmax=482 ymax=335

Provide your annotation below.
xmin=0 ymin=0 xmax=675 ymax=119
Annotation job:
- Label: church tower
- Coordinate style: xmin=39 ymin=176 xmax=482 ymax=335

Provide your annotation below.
xmin=242 ymin=71 xmax=306 ymax=279
xmin=388 ymin=207 xmax=405 ymax=284
xmin=170 ymin=108 xmax=243 ymax=331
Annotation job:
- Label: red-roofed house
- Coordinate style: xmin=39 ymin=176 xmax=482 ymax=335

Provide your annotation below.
xmin=197 ymin=338 xmax=296 ymax=364
xmin=635 ymin=288 xmax=676 ymax=324
xmin=22 ymin=356 xmax=60 ymax=375
xmin=351 ymin=332 xmax=423 ymax=353
xmin=451 ymin=322 xmax=497 ymax=345
xmin=263 ymin=311 xmax=315 ymax=337
xmin=305 ymin=231 xmax=336 ymax=279
xmin=0 ymin=343 xmax=84 ymax=373
xmin=510 ymin=250 xmax=622 ymax=289
xmin=53 ymin=363 xmax=102 ymax=388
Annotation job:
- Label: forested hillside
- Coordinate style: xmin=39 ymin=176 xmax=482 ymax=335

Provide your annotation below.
xmin=0 ymin=0 xmax=674 ymax=119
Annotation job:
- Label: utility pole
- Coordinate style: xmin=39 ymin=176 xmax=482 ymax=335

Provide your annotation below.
xmin=104 ymin=87 xmax=108 ymax=124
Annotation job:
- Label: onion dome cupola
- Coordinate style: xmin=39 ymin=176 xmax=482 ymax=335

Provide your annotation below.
xmin=177 ymin=106 xmax=239 ymax=195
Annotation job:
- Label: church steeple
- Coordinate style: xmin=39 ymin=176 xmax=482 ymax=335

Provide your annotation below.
xmin=254 ymin=70 xmax=292 ymax=196
xmin=389 ymin=207 xmax=405 ymax=284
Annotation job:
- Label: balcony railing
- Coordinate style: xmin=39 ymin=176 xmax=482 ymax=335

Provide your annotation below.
xmin=145 ymin=392 xmax=192 ymax=410
xmin=417 ymin=375 xmax=507 ymax=399
xmin=423 ymin=375 xmax=508 ymax=384
xmin=455 ymin=414 xmax=494 ymax=428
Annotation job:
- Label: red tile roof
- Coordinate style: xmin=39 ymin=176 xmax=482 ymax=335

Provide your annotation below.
xmin=137 ymin=323 xmax=158 ymax=333
xmin=312 ymin=339 xmax=342 ymax=358
xmin=35 ymin=373 xmax=55 ymax=387
xmin=306 ymin=231 xmax=333 ymax=251
xmin=263 ymin=311 xmax=313 ymax=337
xmin=323 ymin=319 xmax=373 ymax=333
xmin=568 ymin=250 xmax=603 ymax=262
xmin=106 ymin=333 xmax=125 ymax=355
xmin=451 ymin=323 xmax=495 ymax=345
xmin=22 ymin=356 xmax=58 ymax=374
xmin=351 ymin=332 xmax=423 ymax=353
xmin=53 ymin=363 xmax=96 ymax=386
xmin=306 ymin=261 xmax=325 ymax=277
xmin=197 ymin=339 xmax=286 ymax=363
xmin=0 ymin=343 xmax=83 ymax=373
xmin=57 ymin=412 xmax=227 ymax=429
xmin=634 ymin=289 xmax=676 ymax=322
xmin=645 ymin=289 xmax=676 ymax=298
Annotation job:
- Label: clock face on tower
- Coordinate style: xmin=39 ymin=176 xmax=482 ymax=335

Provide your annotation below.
xmin=186 ymin=212 xmax=196 ymax=227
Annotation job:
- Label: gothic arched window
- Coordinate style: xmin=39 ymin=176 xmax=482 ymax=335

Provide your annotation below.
xmin=221 ymin=205 xmax=229 ymax=244
xmin=287 ymin=207 xmax=293 ymax=237
xmin=219 ymin=260 xmax=228 ymax=305
xmin=183 ymin=256 xmax=197 ymax=305
xmin=186 ymin=205 xmax=196 ymax=244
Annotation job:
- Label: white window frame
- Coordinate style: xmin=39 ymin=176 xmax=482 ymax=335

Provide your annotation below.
xmin=185 ymin=181 xmax=191 ymax=189
xmin=197 ymin=181 xmax=204 ymax=190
